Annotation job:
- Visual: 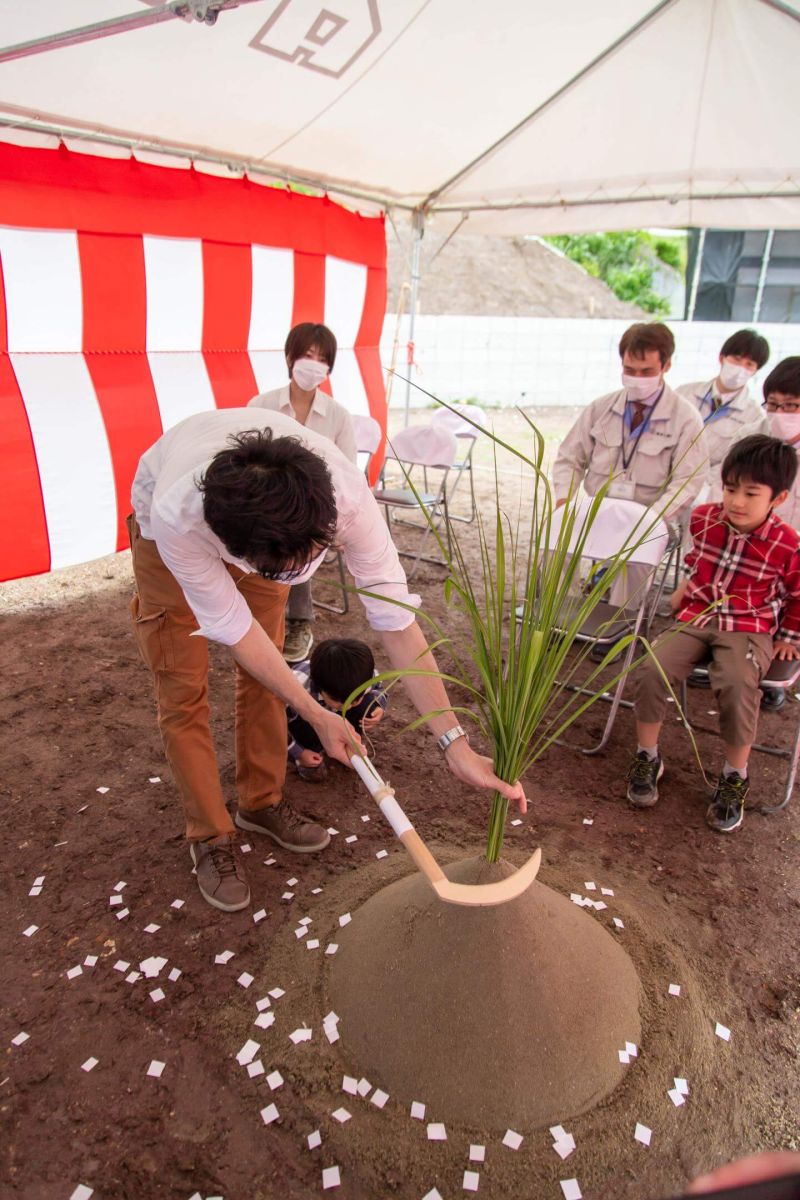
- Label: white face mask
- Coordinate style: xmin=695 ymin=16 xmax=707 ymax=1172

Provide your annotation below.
xmin=621 ymin=373 xmax=662 ymax=403
xmin=719 ymin=360 xmax=754 ymax=392
xmin=768 ymin=411 xmax=800 ymax=443
xmin=291 ymin=357 xmax=329 ymax=392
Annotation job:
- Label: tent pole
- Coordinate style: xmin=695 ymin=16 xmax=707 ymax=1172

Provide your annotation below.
xmin=753 ymin=230 xmax=775 ymax=321
xmin=404 ymin=209 xmax=425 ymax=428
xmin=686 ymin=228 xmax=706 ymax=321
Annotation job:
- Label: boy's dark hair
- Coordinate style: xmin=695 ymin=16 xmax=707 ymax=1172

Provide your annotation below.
xmin=618 ymin=322 xmax=674 ymax=366
xmin=285 ymin=322 xmax=337 ymax=370
xmin=721 ymin=434 xmax=798 ymax=498
xmin=763 ymin=356 xmax=800 ymax=401
xmin=199 ymin=430 xmax=337 ymax=577
xmin=719 ymin=327 xmax=770 ymax=369
xmin=310 ymin=638 xmax=375 ymax=704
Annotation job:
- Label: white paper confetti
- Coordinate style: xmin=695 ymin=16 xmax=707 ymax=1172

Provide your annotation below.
xmin=240 ymin=843 xmax=252 ymax=854
xmin=306 ymin=938 xmax=320 ymax=950
xmin=113 ymin=881 xmax=126 ymax=892
xmin=342 ymin=1076 xmax=358 ymax=1095
xmin=168 ymin=968 xmax=181 ymax=982
xmin=371 ymin=1088 xmax=389 ymax=1109
xmin=634 ymin=1123 xmax=652 ymax=1146
xmin=422 ymin=1191 xmax=443 ymax=1200
xmin=149 ymin=988 xmax=165 ymax=1003
xmin=613 ymin=917 xmax=625 ymax=929
xmin=109 ymin=895 xmax=123 ymax=906
xmin=81 ymin=1057 xmax=99 ymax=1072
xmin=70 ymin=1187 xmax=94 ymax=1200
xmin=254 ymin=1012 xmax=275 ymax=1030
xmin=124 ymin=971 xmax=140 ymax=983
xmin=601 ymin=887 xmax=614 ymax=896
xmin=146 ymin=1060 xmax=165 ymax=1078
xmin=11 ymin=1032 xmax=29 ymax=1046
xmin=325 ymin=943 xmax=339 ymax=956
xmin=469 ymin=1144 xmax=485 ymax=1162
xmin=715 ymin=1022 xmax=731 ymax=1041
xmin=22 ymin=925 xmax=38 ymax=937
xmin=267 ymin=1070 xmax=284 ymax=1090
xmin=463 ymin=1170 xmax=480 ymax=1192
xmin=668 ymin=983 xmax=681 ymax=997
xmin=260 ymin=1103 xmax=280 ymax=1125
xmin=674 ymin=1077 xmax=689 ymax=1095
xmin=339 ymin=913 xmax=352 ymax=927
xmin=356 ymin=1078 xmax=372 ymax=1097
xmin=247 ymin=1061 xmax=264 ymax=1078
xmin=269 ymin=987 xmax=285 ymax=999
xmin=625 ymin=1042 xmax=638 ymax=1057
xmin=668 ymin=1088 xmax=685 ymax=1107
xmin=375 ymin=850 xmax=388 ymax=860
xmin=584 ymin=882 xmax=596 ymax=891
xmin=286 ymin=877 xmax=298 ymax=887
xmin=238 ymin=973 xmax=254 ymax=988
xmin=560 ymin=1181 xmax=582 ymax=1200
xmin=96 ymin=786 xmax=109 ymax=794
xmin=256 ymin=997 xmax=271 ymax=1011
xmin=170 ymin=898 xmax=185 ymax=910
xmin=66 ymin=966 xmax=83 ymax=981
xmin=502 ymin=1129 xmax=523 ymax=1151
xmin=215 ymin=950 xmax=235 ymax=965
xmin=510 ymin=818 xmax=522 ymax=826
xmin=582 ymin=818 xmax=594 ymax=825
xmin=322 ymin=1166 xmax=341 ymax=1190
xmin=264 ymin=856 xmax=276 ymax=866
xmin=427 ymin=1122 xmax=447 ymax=1141
xmin=84 ymin=955 xmax=98 ymax=968
xmin=411 ymin=1101 xmax=426 ymax=1120
xmin=326 ymin=827 xmax=339 ymax=836
xmin=115 ymin=908 xmax=129 ymax=921
xmin=253 ymin=908 xmax=267 ymax=923
xmin=618 ymin=1050 xmax=630 ymax=1064
xmin=331 ymin=1107 xmax=351 ymax=1124
xmin=290 ymin=1027 xmax=312 ymax=1044
xmin=113 ymin=960 xmax=130 ymax=972
xmin=143 ymin=923 xmax=160 ymax=934
xmin=344 ymin=835 xmax=358 ymax=844
xmin=149 ymin=776 xmax=161 ymax=783
xmin=281 ymin=892 xmax=295 ymax=901
xmin=311 ymin=887 xmax=323 ymax=895
xmin=361 ymin=814 xmax=371 ymax=822
xmin=323 ymin=1023 xmax=339 ymax=1044
xmin=236 ymin=1040 xmax=260 ymax=1066
xmin=307 ymin=1130 xmax=322 ymax=1150
xmin=295 ymin=926 xmax=308 ymax=939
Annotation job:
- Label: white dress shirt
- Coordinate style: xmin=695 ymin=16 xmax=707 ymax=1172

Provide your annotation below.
xmin=131 ymin=409 xmax=418 ymax=644
xmin=248 ymin=384 xmax=357 ymax=464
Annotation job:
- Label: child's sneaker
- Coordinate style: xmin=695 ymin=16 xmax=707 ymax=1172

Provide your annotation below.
xmin=706 ymin=772 xmax=749 ymax=833
xmin=626 ymin=751 xmax=664 ymax=808
xmin=296 ymin=759 xmax=328 ymax=783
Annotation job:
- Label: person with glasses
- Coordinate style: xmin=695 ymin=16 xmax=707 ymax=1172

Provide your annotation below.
xmin=676 ymin=330 xmax=770 ymax=493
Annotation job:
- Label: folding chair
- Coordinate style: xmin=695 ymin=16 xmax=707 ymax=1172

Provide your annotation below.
xmin=517 ymin=496 xmax=674 ymax=755
xmin=373 ymin=423 xmax=457 ymax=579
xmin=313 ymin=413 xmax=384 ymax=615
xmin=679 ymin=657 xmax=800 ymax=813
xmin=430 ymin=402 xmax=487 ymax=523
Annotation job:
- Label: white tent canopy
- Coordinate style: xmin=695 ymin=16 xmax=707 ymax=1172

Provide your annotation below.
xmin=0 ymin=0 xmax=797 ymax=234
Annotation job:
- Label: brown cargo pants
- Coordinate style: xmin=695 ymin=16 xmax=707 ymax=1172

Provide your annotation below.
xmin=127 ymin=515 xmax=290 ymax=841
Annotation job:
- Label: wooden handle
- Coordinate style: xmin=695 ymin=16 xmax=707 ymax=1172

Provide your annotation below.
xmin=399 ymin=829 xmax=446 ymax=884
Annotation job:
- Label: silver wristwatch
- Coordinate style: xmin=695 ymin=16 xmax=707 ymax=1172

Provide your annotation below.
xmin=437 ymin=724 xmax=468 ymax=753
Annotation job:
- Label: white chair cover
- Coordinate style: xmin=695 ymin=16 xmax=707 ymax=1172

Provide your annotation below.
xmin=431 ymin=402 xmax=487 ymax=438
xmin=385 ymin=423 xmax=458 ymax=469
xmin=548 ymin=496 xmax=669 ymax=567
xmin=352 ymin=413 xmax=382 ymax=456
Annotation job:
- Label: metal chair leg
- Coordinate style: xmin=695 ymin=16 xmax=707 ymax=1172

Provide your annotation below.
xmin=312 ymin=551 xmax=349 ymax=615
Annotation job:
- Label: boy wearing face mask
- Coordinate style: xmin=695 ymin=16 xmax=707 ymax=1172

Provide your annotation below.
xmin=249 ymin=323 xmax=357 ymax=663
xmin=676 ymin=328 xmax=769 ymax=488
xmin=552 ymin=323 xmax=707 ymax=614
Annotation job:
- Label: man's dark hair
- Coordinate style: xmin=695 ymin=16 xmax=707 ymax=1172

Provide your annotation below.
xmin=199 ymin=430 xmax=337 ymax=577
xmin=763 ymin=356 xmax=800 ymax=401
xmin=721 ymin=434 xmax=798 ymax=498
xmin=285 ymin=322 xmax=337 ymax=370
xmin=618 ymin=322 xmax=675 ymax=366
xmin=310 ymin=638 xmax=375 ymax=704
xmin=720 ymin=327 xmax=770 ymax=369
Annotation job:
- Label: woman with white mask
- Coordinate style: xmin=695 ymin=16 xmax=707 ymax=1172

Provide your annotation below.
xmin=249 ymin=322 xmax=357 ymax=663
xmin=676 ymin=328 xmax=770 ymax=489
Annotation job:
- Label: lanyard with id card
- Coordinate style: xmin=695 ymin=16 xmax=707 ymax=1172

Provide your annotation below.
xmin=701 ymin=386 xmax=734 ymax=426
xmin=610 ymin=386 xmax=665 ymax=499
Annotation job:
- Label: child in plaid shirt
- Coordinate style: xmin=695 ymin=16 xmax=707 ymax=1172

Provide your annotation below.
xmin=287 ymin=638 xmax=388 ymax=781
xmin=627 ymin=434 xmax=800 ymax=832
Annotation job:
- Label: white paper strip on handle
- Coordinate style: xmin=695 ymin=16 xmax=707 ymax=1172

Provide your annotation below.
xmin=378 ymin=795 xmax=413 ymax=839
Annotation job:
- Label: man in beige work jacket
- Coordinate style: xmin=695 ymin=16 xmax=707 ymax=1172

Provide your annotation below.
xmin=552 ymin=322 xmax=707 ymax=617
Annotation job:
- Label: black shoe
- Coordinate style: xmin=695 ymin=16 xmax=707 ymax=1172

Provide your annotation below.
xmin=591 ymin=640 xmax=622 ymax=665
xmin=706 ymin=772 xmax=749 ymax=833
xmin=687 ymin=668 xmax=711 ymax=689
xmin=626 ymin=751 xmax=664 ymax=808
xmin=760 ymin=688 xmax=785 ymax=712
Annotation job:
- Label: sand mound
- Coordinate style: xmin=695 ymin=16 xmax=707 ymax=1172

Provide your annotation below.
xmin=328 ymin=856 xmax=641 ymax=1129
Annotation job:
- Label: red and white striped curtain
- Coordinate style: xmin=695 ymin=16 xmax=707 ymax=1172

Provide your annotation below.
xmin=0 ymin=142 xmax=387 ymax=583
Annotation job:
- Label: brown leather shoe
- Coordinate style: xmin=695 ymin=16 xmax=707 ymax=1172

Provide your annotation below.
xmin=190 ymin=834 xmax=250 ymax=912
xmin=235 ymin=798 xmax=330 ymax=853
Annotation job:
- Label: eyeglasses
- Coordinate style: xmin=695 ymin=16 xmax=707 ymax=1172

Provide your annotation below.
xmin=764 ymin=400 xmax=800 ymax=413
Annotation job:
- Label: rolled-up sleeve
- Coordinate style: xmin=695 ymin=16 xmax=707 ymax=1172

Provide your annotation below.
xmin=150 ymin=510 xmax=254 ymax=645
xmin=338 ymin=481 xmax=421 ymax=631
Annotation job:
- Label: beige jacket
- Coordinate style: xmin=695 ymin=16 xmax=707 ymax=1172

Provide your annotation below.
xmin=248 ymin=384 xmax=357 ymax=464
xmin=675 ymin=378 xmax=767 ymax=479
xmin=552 ymin=383 xmax=708 ymax=522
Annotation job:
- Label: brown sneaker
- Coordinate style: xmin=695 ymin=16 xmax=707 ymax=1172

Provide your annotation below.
xmin=235 ymin=798 xmax=331 ymax=853
xmin=189 ymin=834 xmax=250 ymax=912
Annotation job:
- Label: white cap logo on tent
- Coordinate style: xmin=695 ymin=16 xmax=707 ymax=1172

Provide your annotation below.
xmin=250 ymin=0 xmax=381 ymax=78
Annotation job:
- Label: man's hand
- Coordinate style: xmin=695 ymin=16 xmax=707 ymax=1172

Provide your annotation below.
xmin=773 ymin=639 xmax=800 ymax=661
xmin=311 ymin=706 xmax=365 ymax=765
xmin=297 ymin=749 xmax=323 ymax=768
xmin=444 ymin=739 xmax=527 ymax=815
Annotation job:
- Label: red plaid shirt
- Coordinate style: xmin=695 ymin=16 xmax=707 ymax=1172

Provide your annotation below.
xmin=679 ymin=503 xmax=800 ymax=644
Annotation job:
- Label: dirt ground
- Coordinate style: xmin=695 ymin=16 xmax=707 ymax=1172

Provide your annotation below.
xmin=1 ymin=409 xmax=798 ymax=1200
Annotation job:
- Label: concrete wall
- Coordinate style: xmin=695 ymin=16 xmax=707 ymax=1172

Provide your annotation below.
xmin=382 ymin=316 xmax=798 ymax=410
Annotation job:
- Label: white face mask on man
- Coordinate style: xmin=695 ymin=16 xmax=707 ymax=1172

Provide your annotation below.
xmin=768 ymin=411 xmax=800 ymax=443
xmin=718 ymin=359 xmax=755 ymax=392
xmin=292 ymin=357 xmax=329 ymax=392
xmin=621 ymin=373 xmax=662 ymax=403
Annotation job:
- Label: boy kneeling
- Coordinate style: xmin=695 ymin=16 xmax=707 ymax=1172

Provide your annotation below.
xmin=627 ymin=435 xmax=800 ymax=832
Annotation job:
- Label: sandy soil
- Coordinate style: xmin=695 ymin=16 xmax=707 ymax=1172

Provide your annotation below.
xmin=1 ymin=411 xmax=798 ymax=1200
